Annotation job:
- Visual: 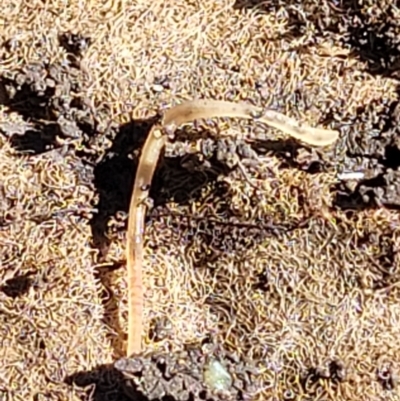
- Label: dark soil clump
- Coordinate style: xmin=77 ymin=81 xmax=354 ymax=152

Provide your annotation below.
xmin=115 ymin=341 xmax=260 ymax=401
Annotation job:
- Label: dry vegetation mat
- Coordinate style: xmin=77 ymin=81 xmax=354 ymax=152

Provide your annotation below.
xmin=1 ymin=0 xmax=400 ymax=400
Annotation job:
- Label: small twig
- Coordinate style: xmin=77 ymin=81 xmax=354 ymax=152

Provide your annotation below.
xmin=126 ymin=98 xmax=339 ymax=356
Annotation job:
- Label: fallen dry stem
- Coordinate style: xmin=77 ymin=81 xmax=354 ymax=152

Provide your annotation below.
xmin=126 ymin=98 xmax=339 ymax=356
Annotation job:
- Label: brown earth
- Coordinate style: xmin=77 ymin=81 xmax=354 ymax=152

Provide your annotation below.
xmin=1 ymin=0 xmax=400 ymax=400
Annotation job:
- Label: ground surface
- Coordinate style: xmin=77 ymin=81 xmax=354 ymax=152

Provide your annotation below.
xmin=1 ymin=0 xmax=400 ymax=400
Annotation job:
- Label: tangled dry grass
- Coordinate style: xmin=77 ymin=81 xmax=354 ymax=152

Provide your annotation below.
xmin=1 ymin=0 xmax=400 ymax=400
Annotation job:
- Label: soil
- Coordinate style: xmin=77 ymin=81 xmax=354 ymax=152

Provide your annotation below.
xmin=1 ymin=1 xmax=400 ymax=401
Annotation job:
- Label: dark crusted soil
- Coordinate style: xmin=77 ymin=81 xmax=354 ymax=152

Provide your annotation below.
xmin=232 ymin=0 xmax=400 ymax=211
xmin=1 ymin=60 xmax=399 ymax=401
xmin=114 ymin=340 xmax=260 ymax=401
xmin=2 ymin=6 xmax=400 ymax=398
xmin=3 ymin=61 xmax=400 ymax=224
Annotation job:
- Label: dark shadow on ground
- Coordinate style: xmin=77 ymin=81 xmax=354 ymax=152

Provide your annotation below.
xmin=0 ymin=75 xmax=60 ymax=153
xmin=330 ymin=84 xmax=400 ymax=211
xmin=89 ymin=117 xmax=156 ymax=258
xmin=0 ymin=61 xmax=99 ymax=155
xmin=64 ymin=364 xmax=146 ymax=401
xmin=0 ymin=271 xmax=35 ymax=298
xmin=92 ymin=262 xmax=127 ymax=360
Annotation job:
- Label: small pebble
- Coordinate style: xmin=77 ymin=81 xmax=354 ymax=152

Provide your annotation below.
xmin=152 ymin=84 xmax=164 ymax=93
xmin=203 ymin=359 xmax=233 ymax=392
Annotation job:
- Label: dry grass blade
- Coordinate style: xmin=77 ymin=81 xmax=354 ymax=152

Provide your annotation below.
xmin=126 ymin=126 xmax=166 ymax=357
xmin=126 ymin=98 xmax=339 ymax=356
xmin=162 ymin=99 xmax=340 ymax=147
